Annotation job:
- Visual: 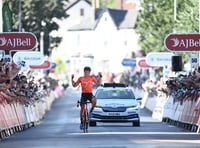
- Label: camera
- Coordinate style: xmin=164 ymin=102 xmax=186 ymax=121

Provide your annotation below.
xmin=5 ymin=79 xmax=10 ymax=84
xmin=5 ymin=67 xmax=9 ymax=74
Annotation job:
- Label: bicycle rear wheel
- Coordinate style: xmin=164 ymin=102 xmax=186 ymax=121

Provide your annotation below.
xmin=83 ymin=111 xmax=88 ymax=133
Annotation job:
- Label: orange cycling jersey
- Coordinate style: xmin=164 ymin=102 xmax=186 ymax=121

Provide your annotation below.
xmin=76 ymin=76 xmax=97 ymax=93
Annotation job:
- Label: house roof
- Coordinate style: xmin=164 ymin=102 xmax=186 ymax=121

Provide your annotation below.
xmin=69 ymin=18 xmax=98 ymax=31
xmin=65 ymin=0 xmax=91 ymax=11
xmin=68 ymin=8 xmax=138 ymax=31
xmin=109 ymin=9 xmax=138 ymax=29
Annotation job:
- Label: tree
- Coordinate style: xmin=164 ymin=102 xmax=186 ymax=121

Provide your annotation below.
xmin=107 ymin=0 xmax=115 ymax=8
xmin=136 ymin=0 xmax=199 ymax=61
xmin=175 ymin=0 xmax=198 ymax=33
xmin=5 ymin=0 xmax=69 ymax=55
xmin=54 ymin=58 xmax=66 ymax=74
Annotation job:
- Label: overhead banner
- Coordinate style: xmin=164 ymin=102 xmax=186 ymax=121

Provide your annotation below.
xmin=0 ymin=32 xmax=37 ymax=50
xmin=136 ymin=57 xmax=157 ymax=69
xmin=2 ymin=2 xmax=13 ymax=32
xmin=121 ymin=58 xmax=136 ymax=67
xmin=146 ymin=52 xmax=174 ymax=66
xmin=164 ymin=33 xmax=200 ymax=52
xmin=29 ymin=60 xmax=51 ymax=69
xmin=13 ymin=51 xmax=44 ymax=66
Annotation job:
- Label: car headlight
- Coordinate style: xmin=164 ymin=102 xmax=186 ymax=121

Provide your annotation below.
xmin=93 ymin=106 xmax=103 ymax=113
xmin=126 ymin=105 xmax=140 ymax=113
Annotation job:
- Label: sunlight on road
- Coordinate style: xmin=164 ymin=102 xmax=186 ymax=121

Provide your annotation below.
xmin=132 ymin=139 xmax=200 ymax=144
xmin=67 ymin=131 xmax=198 ymax=135
xmin=66 ymin=131 xmax=200 ymax=145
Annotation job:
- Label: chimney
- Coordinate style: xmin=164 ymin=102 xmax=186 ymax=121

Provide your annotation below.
xmin=121 ymin=0 xmax=124 ymax=10
xmin=115 ymin=0 xmax=124 ymax=10
xmin=91 ymin=0 xmax=100 ymax=21
xmin=92 ymin=0 xmax=96 ymax=9
xmin=96 ymin=0 xmax=100 ymax=8
xmin=91 ymin=0 xmax=96 ymax=21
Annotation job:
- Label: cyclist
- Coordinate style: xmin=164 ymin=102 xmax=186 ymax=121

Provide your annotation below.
xmin=71 ymin=66 xmax=102 ymax=130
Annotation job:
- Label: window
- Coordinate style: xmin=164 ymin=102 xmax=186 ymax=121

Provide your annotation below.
xmin=80 ymin=8 xmax=84 ymax=16
xmin=105 ymin=17 xmax=107 ymax=21
xmin=124 ymin=40 xmax=127 ymax=46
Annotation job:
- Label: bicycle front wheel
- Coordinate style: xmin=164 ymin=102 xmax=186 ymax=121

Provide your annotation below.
xmin=83 ymin=111 xmax=88 ymax=133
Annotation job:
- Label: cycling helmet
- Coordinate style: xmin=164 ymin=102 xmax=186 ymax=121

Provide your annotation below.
xmin=84 ymin=66 xmax=91 ymax=72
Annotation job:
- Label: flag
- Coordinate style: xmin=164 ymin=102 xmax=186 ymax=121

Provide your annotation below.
xmin=2 ymin=2 xmax=12 ymax=32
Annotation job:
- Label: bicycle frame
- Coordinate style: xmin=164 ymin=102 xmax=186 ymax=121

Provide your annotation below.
xmin=77 ymin=100 xmax=91 ymax=133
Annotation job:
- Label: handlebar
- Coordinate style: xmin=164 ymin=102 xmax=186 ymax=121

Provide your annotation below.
xmin=77 ymin=100 xmax=80 ymax=107
xmin=76 ymin=100 xmax=91 ymax=107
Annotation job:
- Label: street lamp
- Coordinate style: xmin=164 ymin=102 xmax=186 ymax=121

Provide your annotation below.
xmin=40 ymin=31 xmax=44 ymax=55
xmin=173 ymin=0 xmax=177 ymax=32
xmin=199 ymin=0 xmax=200 ymax=33
xmin=40 ymin=21 xmax=46 ymax=56
xmin=0 ymin=1 xmax=2 ymax=32
xmin=19 ymin=0 xmax=22 ymax=32
xmin=174 ymin=0 xmax=177 ymax=22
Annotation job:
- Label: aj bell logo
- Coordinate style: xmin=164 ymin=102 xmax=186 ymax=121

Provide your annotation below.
xmin=171 ymin=38 xmax=200 ymax=48
xmin=0 ymin=37 xmax=31 ymax=47
xmin=0 ymin=37 xmax=6 ymax=46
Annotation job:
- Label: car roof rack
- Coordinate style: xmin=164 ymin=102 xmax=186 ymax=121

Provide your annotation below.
xmin=102 ymin=83 xmax=128 ymax=87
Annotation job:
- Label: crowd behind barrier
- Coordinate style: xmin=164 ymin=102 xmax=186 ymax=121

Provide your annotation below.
xmin=0 ymin=58 xmax=61 ymax=140
xmin=1 ymin=59 xmax=200 ymax=141
xmin=140 ymin=70 xmax=200 ymax=133
xmin=120 ymin=70 xmax=148 ymax=89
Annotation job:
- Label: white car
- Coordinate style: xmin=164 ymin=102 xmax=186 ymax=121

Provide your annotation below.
xmin=89 ymin=83 xmax=141 ymax=127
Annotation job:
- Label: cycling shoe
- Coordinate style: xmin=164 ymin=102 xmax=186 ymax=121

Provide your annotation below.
xmin=80 ymin=124 xmax=83 ymax=130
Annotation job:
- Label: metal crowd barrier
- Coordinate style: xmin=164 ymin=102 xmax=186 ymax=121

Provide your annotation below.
xmin=0 ymin=88 xmax=60 ymax=140
xmin=142 ymin=89 xmax=200 ymax=133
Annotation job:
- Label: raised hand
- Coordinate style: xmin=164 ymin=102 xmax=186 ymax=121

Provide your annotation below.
xmin=71 ymin=74 xmax=74 ymax=80
xmin=98 ymin=72 xmax=102 ymax=78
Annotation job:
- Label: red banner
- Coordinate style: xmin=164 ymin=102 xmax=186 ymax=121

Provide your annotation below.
xmin=164 ymin=33 xmax=200 ymax=52
xmin=0 ymin=32 xmax=37 ymax=50
xmin=137 ymin=58 xmax=157 ymax=68
xmin=29 ymin=60 xmax=51 ymax=69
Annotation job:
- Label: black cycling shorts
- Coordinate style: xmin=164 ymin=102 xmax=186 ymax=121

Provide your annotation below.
xmin=80 ymin=93 xmax=94 ymax=105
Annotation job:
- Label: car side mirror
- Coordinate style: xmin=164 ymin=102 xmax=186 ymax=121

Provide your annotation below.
xmin=136 ymin=97 xmax=142 ymax=104
xmin=136 ymin=97 xmax=142 ymax=101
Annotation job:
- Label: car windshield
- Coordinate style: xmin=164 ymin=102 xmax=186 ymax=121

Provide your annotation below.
xmin=95 ymin=88 xmax=135 ymax=99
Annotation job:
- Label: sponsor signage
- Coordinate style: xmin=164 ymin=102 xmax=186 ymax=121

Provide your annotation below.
xmin=50 ymin=62 xmax=57 ymax=69
xmin=13 ymin=51 xmax=44 ymax=66
xmin=164 ymin=33 xmax=200 ymax=51
xmin=190 ymin=55 xmax=199 ymax=66
xmin=136 ymin=57 xmax=157 ymax=68
xmin=4 ymin=54 xmax=12 ymax=64
xmin=121 ymin=58 xmax=136 ymax=67
xmin=0 ymin=32 xmax=37 ymax=50
xmin=146 ymin=52 xmax=174 ymax=66
xmin=29 ymin=60 xmax=51 ymax=69
xmin=0 ymin=50 xmax=5 ymax=59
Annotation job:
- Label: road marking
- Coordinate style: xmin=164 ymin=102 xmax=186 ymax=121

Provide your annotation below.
xmin=67 ymin=131 xmax=198 ymax=135
xmin=132 ymin=139 xmax=200 ymax=144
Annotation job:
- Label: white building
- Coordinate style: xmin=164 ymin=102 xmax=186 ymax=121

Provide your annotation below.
xmin=53 ymin=0 xmax=139 ymax=75
xmin=52 ymin=0 xmax=92 ymax=57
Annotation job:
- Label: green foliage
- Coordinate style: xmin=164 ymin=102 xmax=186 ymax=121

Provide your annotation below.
xmin=95 ymin=0 xmax=115 ymax=8
xmin=5 ymin=0 xmax=69 ymax=55
xmin=175 ymin=0 xmax=198 ymax=33
xmin=106 ymin=0 xmax=115 ymax=9
xmin=54 ymin=58 xmax=66 ymax=74
xmin=136 ymin=0 xmax=199 ymax=62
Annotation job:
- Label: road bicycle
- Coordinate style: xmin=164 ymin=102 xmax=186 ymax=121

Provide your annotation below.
xmin=77 ymin=100 xmax=91 ymax=133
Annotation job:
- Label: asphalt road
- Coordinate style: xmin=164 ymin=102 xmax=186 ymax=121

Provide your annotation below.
xmin=0 ymin=88 xmax=200 ymax=148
